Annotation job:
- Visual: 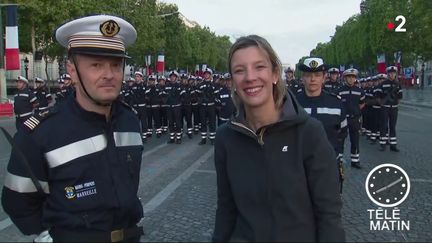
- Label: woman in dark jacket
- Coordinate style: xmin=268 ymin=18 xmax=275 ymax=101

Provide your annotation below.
xmin=212 ymin=35 xmax=345 ymax=242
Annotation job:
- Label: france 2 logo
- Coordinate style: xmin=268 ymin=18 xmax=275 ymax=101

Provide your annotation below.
xmin=387 ymin=15 xmax=406 ymax=32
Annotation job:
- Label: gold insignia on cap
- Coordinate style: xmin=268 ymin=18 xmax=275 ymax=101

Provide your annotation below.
xmin=310 ymin=60 xmax=318 ymax=68
xmin=100 ymin=20 xmax=120 ymax=37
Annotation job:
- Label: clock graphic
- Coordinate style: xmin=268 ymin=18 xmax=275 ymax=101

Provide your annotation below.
xmin=365 ymin=163 xmax=410 ymax=208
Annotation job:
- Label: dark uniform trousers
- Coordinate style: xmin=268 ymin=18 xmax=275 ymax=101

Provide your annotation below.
xmin=147 ymin=105 xmax=161 ymax=136
xmin=181 ymin=105 xmax=193 ymax=136
xmin=370 ymin=106 xmax=381 ymax=141
xmin=135 ymin=105 xmax=148 ymax=139
xmin=192 ymin=103 xmax=201 ymax=133
xmin=160 ymin=105 xmax=169 ymax=133
xmin=200 ymin=104 xmax=216 ymax=141
xmin=380 ymin=106 xmax=398 ymax=146
xmin=167 ymin=105 xmax=182 ymax=140
xmin=347 ymin=116 xmax=361 ymax=163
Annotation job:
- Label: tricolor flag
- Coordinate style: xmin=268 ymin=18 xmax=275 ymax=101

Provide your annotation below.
xmin=377 ymin=54 xmax=386 ymax=74
xmin=394 ymin=51 xmax=402 ymax=74
xmin=5 ymin=6 xmax=20 ymax=70
xmin=156 ymin=53 xmax=165 ymax=74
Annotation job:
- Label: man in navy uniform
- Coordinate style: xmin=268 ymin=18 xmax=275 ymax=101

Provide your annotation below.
xmin=197 ymin=68 xmax=219 ymax=145
xmin=13 ymin=76 xmax=37 ymax=130
xmin=296 ymin=57 xmax=347 ymax=193
xmin=33 ymin=77 xmax=52 ymax=112
xmin=145 ymin=75 xmax=162 ymax=138
xmin=324 ymin=67 xmax=342 ymax=95
xmin=216 ymin=73 xmax=236 ymax=126
xmin=165 ymin=71 xmax=183 ymax=144
xmin=2 ymin=15 xmax=144 ymax=242
xmin=131 ymin=71 xmax=148 ymax=142
xmin=284 ymin=67 xmax=300 ymax=93
xmin=338 ymin=68 xmax=365 ymax=169
xmin=376 ymin=66 xmax=402 ymax=152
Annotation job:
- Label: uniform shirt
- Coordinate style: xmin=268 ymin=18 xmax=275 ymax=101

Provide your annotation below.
xmin=164 ymin=81 xmax=182 ymax=106
xmin=285 ymin=79 xmax=302 ymax=94
xmin=2 ymin=96 xmax=144 ymax=235
xmin=180 ymin=84 xmax=193 ymax=105
xmin=197 ymin=80 xmax=219 ymax=105
xmin=13 ymin=87 xmax=37 ymax=116
xmin=216 ymin=87 xmax=236 ymax=120
xmin=190 ymin=85 xmax=199 ymax=106
xmin=296 ymin=91 xmax=347 ymax=153
xmin=157 ymin=84 xmax=169 ymax=108
xmin=375 ymin=79 xmax=402 ymax=106
xmin=145 ymin=85 xmax=161 ymax=107
xmin=323 ymin=80 xmax=342 ymax=95
xmin=34 ymin=88 xmax=52 ymax=109
xmin=337 ymin=85 xmax=365 ymax=118
xmin=131 ymin=83 xmax=146 ymax=108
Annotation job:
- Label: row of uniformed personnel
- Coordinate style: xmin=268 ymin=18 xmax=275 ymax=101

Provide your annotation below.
xmin=284 ymin=61 xmax=402 ymax=168
xmin=13 ymin=74 xmax=75 ymax=130
xmin=119 ymin=69 xmax=236 ymax=145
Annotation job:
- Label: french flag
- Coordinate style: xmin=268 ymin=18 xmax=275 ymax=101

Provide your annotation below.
xmin=377 ymin=54 xmax=386 ymax=74
xmin=156 ymin=53 xmax=165 ymax=74
xmin=5 ymin=6 xmax=20 ymax=70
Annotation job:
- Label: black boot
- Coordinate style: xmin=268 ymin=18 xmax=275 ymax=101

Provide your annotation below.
xmin=187 ymin=133 xmax=193 ymax=139
xmin=390 ymin=145 xmax=400 ymax=152
xmin=198 ymin=138 xmax=206 ymax=145
xmin=210 ymin=139 xmax=215 ymax=145
xmin=156 ymin=133 xmax=161 ymax=138
xmin=167 ymin=138 xmax=175 ymax=144
xmin=176 ymin=139 xmax=182 ymax=144
xmin=379 ymin=145 xmax=386 ymax=151
xmin=351 ymin=162 xmax=362 ymax=169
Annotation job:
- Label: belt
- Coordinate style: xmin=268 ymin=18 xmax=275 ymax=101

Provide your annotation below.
xmin=383 ymin=105 xmax=398 ymax=108
xmin=38 ymin=106 xmax=49 ymax=110
xmin=171 ymin=104 xmax=181 ymax=107
xmin=50 ymin=226 xmax=144 ymax=242
xmin=137 ymin=104 xmax=146 ymax=107
xmin=151 ymin=105 xmax=160 ymax=108
xmin=191 ymin=103 xmax=198 ymax=106
xmin=372 ymin=105 xmax=381 ymax=109
xmin=15 ymin=112 xmax=32 ymax=118
xmin=202 ymin=103 xmax=215 ymax=106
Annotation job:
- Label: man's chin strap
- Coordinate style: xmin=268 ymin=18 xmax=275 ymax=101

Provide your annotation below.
xmin=71 ymin=54 xmax=125 ymax=107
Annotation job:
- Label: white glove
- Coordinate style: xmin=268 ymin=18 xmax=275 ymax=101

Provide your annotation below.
xmin=34 ymin=230 xmax=53 ymax=243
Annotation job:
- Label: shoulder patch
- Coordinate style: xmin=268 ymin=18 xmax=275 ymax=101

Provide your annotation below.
xmin=120 ymin=100 xmax=138 ymax=115
xmin=23 ymin=107 xmax=58 ymax=132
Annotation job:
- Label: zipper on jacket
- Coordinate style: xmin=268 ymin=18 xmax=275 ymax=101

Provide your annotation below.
xmin=231 ymin=121 xmax=265 ymax=146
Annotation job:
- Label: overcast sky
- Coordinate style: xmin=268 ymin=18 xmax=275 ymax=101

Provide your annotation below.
xmin=163 ymin=0 xmax=361 ymax=68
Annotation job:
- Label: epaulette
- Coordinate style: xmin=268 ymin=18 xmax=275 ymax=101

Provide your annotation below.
xmin=23 ymin=106 xmax=58 ymax=132
xmin=120 ymin=100 xmax=138 ymax=115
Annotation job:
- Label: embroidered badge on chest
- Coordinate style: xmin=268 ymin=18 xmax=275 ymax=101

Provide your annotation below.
xmin=65 ymin=181 xmax=97 ymax=199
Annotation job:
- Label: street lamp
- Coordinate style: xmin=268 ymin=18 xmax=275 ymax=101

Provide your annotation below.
xmin=24 ymin=57 xmax=29 ymax=79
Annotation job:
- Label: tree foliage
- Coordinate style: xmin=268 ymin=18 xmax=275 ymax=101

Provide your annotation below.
xmin=9 ymin=0 xmax=231 ymax=74
xmin=309 ymin=0 xmax=432 ymax=72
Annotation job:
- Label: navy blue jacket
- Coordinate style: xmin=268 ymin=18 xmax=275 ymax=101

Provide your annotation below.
xmin=2 ymin=95 xmax=144 ymax=235
xmin=213 ymin=92 xmax=345 ymax=242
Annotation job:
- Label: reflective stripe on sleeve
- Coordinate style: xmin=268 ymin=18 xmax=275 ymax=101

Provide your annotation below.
xmin=4 ymin=171 xmax=49 ymax=194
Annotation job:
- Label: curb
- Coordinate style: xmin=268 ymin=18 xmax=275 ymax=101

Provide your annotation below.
xmin=400 ymin=101 xmax=432 ymax=109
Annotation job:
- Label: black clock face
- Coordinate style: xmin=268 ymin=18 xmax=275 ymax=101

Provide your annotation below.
xmin=365 ymin=164 xmax=410 ymax=207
